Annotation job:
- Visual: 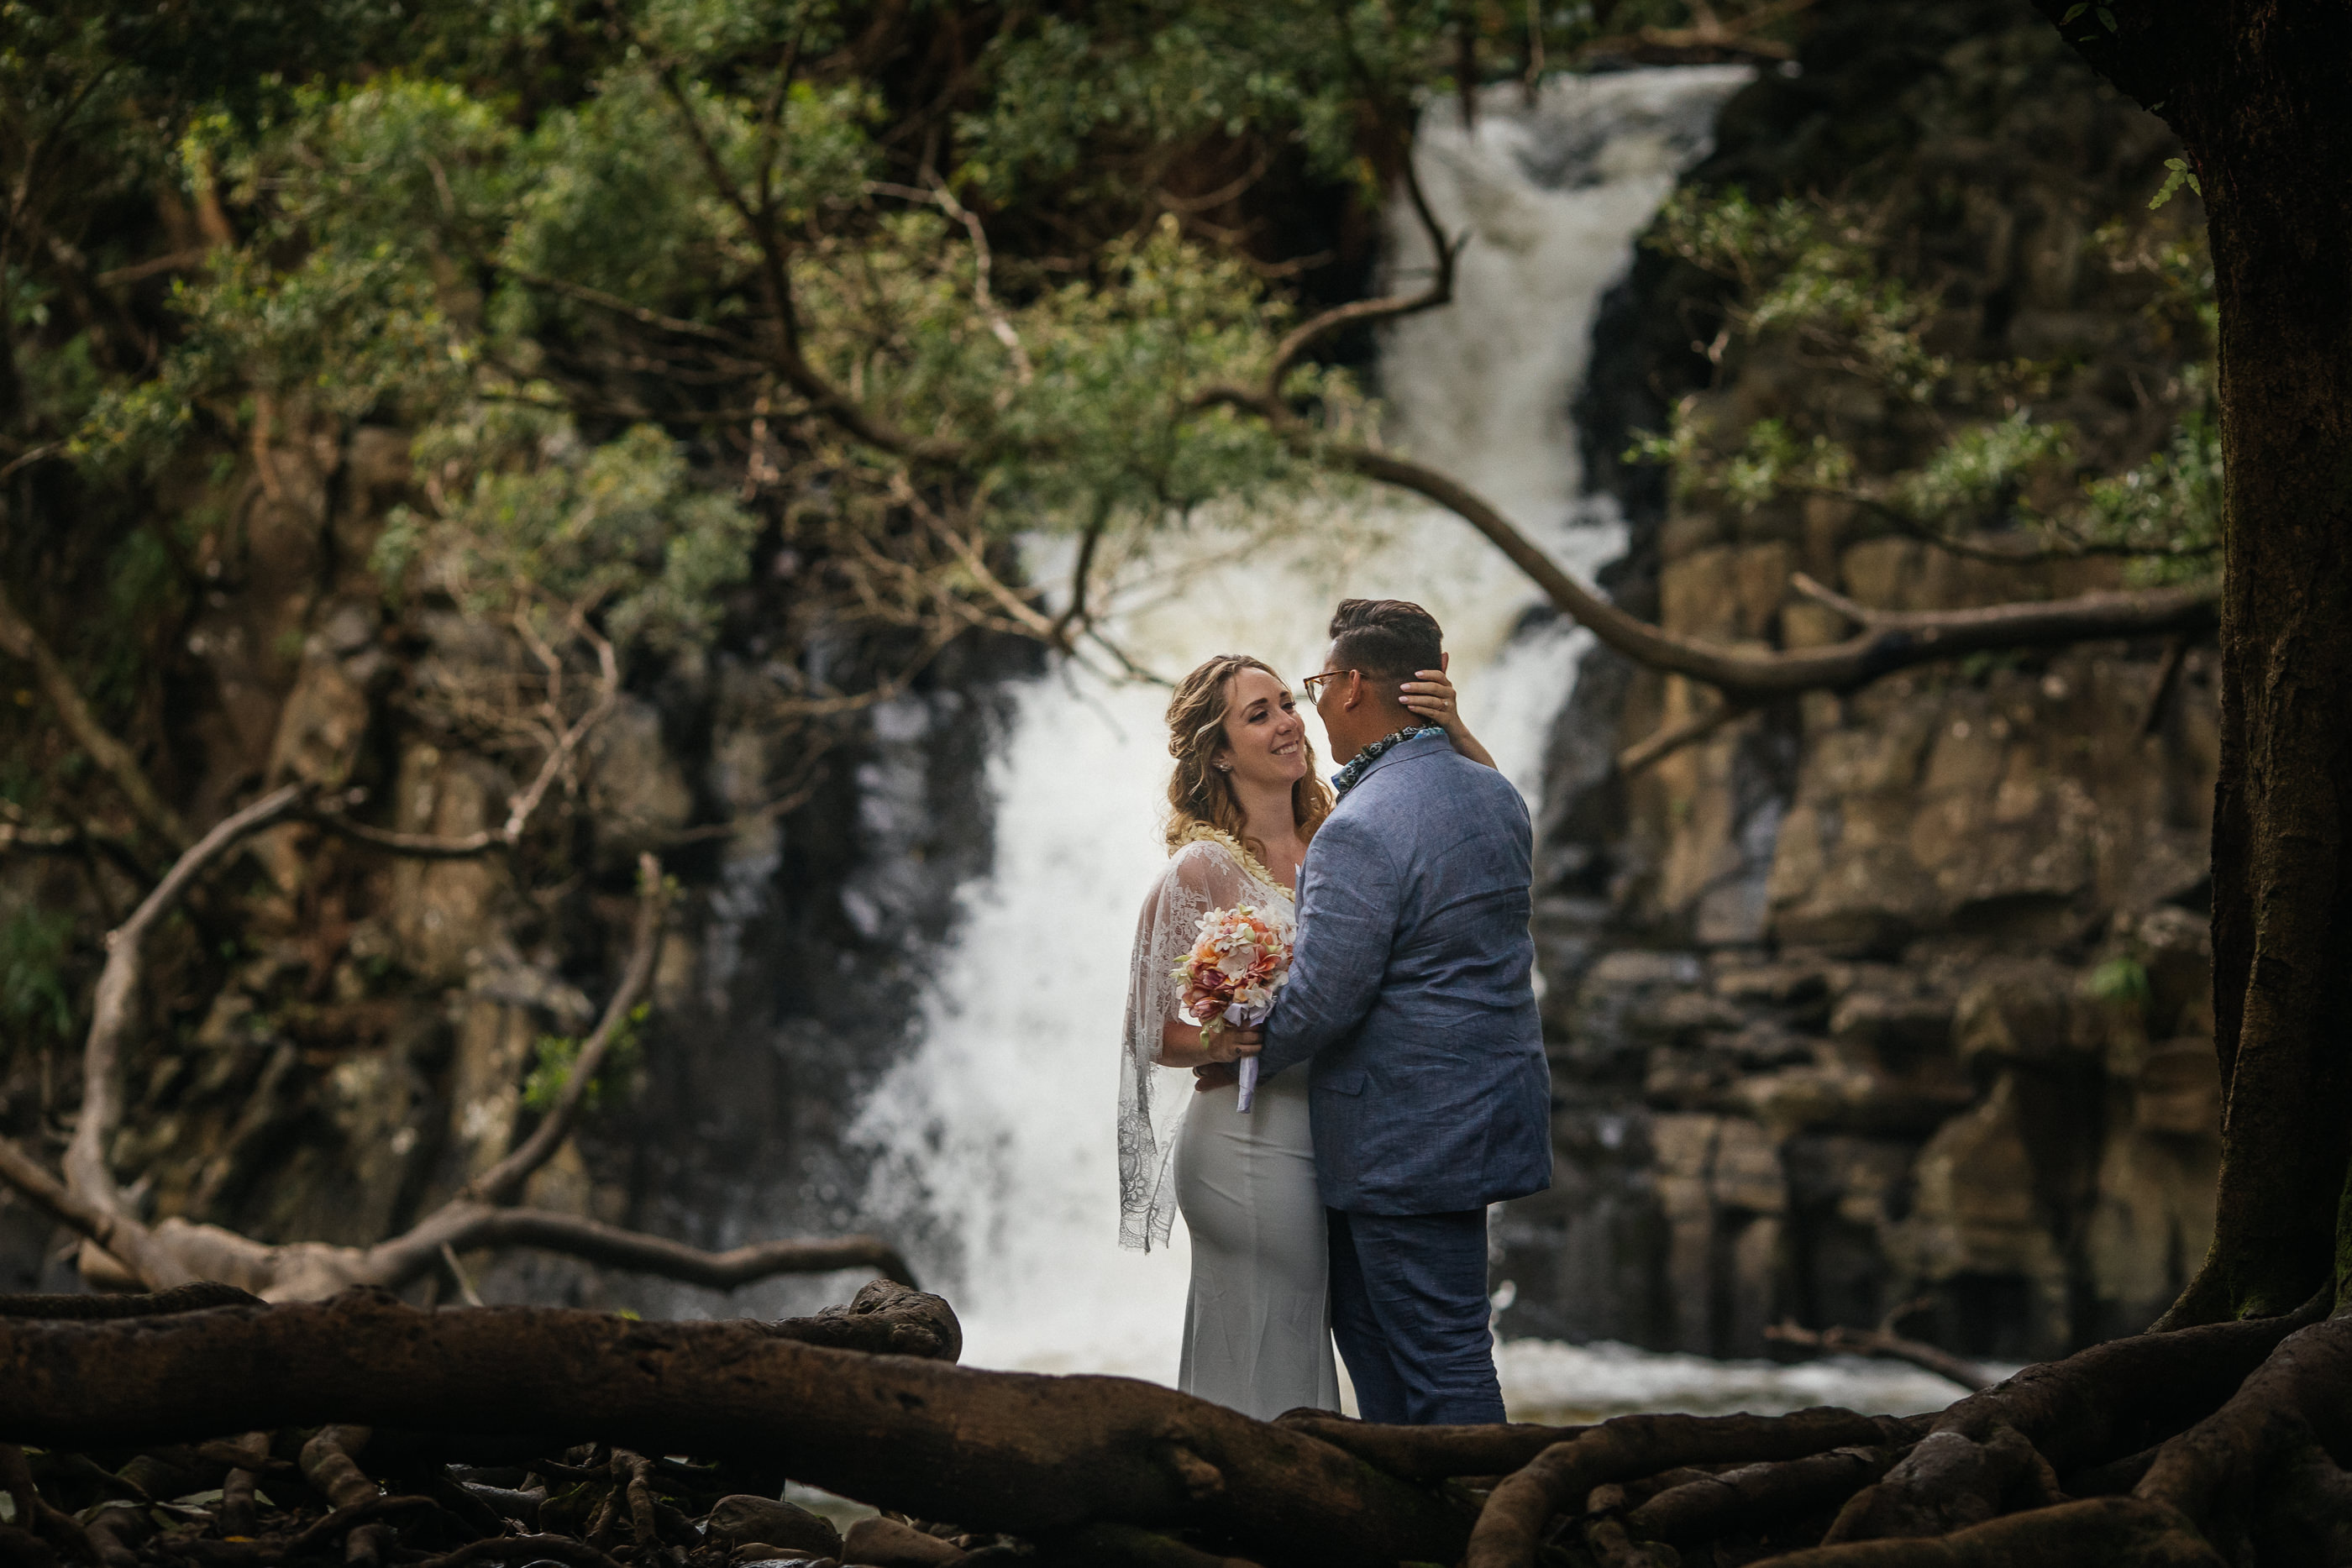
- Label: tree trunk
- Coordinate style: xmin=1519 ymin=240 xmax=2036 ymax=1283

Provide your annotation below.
xmin=2188 ymin=8 xmax=2352 ymax=1322
xmin=2022 ymin=0 xmax=2352 ymax=1327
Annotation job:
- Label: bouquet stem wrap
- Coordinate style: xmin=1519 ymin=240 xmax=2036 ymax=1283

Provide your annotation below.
xmin=1172 ymin=905 xmax=1292 ymax=1115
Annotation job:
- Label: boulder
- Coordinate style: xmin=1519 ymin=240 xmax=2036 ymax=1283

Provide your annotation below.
xmin=1952 ymin=959 xmax=2092 ymax=1069
xmin=706 ymin=1497 xmax=843 ymax=1561
xmin=840 ymin=1518 xmax=969 ymax=1567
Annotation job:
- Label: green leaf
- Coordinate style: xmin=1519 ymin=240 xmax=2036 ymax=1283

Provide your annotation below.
xmin=2060 ymin=3 xmax=2087 ymax=19
xmin=2149 ymin=157 xmax=2202 ymax=210
xmin=2096 ymin=6 xmax=2116 ymax=29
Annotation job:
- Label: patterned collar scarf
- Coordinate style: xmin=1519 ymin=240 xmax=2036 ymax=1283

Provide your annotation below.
xmin=1331 ymin=725 xmax=1445 ymax=798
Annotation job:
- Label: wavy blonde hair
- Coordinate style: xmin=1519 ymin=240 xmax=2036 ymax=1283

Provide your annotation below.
xmin=1163 ymin=654 xmax=1334 ymax=866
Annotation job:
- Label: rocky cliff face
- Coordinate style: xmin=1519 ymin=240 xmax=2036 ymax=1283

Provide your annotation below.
xmin=1499 ymin=0 xmax=2219 ymax=1361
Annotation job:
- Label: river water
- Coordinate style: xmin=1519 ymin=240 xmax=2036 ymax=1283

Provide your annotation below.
xmin=846 ymin=66 xmax=1976 ymax=1424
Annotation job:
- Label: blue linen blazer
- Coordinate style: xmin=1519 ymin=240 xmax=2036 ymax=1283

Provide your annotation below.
xmin=1258 ymin=731 xmax=1552 ymax=1214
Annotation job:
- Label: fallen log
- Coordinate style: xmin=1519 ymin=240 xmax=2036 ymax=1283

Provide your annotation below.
xmin=0 ymin=1288 xmax=1465 ymax=1568
xmin=0 ymin=1282 xmax=264 ymax=1319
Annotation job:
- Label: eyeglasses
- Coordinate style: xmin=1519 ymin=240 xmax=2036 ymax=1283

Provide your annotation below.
xmin=1299 ymin=669 xmax=1352 ymax=699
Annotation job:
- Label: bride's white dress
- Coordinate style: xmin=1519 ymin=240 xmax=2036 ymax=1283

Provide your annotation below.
xmin=1118 ymin=830 xmax=1342 ymax=1420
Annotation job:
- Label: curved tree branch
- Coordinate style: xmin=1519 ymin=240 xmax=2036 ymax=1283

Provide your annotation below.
xmin=1258 ymin=159 xmax=1462 ymax=400
xmin=64 ymin=784 xmax=307 ymax=1218
xmin=0 ymin=1135 xmax=194 ymax=1291
xmin=462 ymin=853 xmax=669 ymax=1207
xmin=1618 ymin=694 xmax=1755 ymax=775
xmin=396 ymin=1209 xmax=918 ymax=1294
xmin=1332 ymin=443 xmax=2217 ymax=701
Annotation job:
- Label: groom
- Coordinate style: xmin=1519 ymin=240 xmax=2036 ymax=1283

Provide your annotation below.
xmin=1220 ymin=597 xmax=1551 ymax=1425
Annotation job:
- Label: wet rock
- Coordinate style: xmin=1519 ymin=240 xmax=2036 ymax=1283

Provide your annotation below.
xmin=1952 ymin=960 xmax=2094 ymax=1069
xmin=840 ymin=1518 xmax=969 ymax=1567
xmin=2134 ymin=1039 xmax=2222 ymax=1139
xmin=706 ymin=1497 xmax=843 ymax=1561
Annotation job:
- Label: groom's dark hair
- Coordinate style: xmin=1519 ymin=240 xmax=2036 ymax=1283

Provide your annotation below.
xmin=1329 ymin=598 xmax=1443 ymax=688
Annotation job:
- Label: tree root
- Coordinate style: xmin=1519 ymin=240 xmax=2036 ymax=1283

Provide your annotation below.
xmin=1747 ymin=1495 xmax=2223 ymax=1565
xmin=1465 ymin=1408 xmax=1916 ymax=1567
xmin=1270 ymin=1411 xmax=1589 ymax=1482
xmin=2136 ymin=1311 xmax=2352 ymax=1540
xmin=1819 ymin=1292 xmax=2325 ymax=1544
xmin=3 ymin=1286 xmax=2349 ymax=1567
xmin=1625 ymin=1445 xmax=1902 ymax=1545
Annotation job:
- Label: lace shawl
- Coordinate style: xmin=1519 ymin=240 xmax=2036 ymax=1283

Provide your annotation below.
xmin=1118 ymin=829 xmax=1294 ymax=1251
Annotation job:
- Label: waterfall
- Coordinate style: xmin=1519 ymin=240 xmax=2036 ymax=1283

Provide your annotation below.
xmin=844 ymin=66 xmax=1982 ymax=1419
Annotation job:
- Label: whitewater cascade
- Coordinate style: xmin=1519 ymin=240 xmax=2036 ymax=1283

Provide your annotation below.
xmin=848 ymin=66 xmax=1978 ymax=1421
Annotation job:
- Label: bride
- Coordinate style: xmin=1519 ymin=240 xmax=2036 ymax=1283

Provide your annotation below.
xmin=1118 ymin=652 xmax=1494 ymax=1419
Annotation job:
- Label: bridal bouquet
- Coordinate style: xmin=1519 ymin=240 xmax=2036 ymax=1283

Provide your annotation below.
xmin=1173 ymin=905 xmax=1291 ymax=1113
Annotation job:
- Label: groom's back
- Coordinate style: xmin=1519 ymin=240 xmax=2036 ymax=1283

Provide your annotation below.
xmin=1349 ymin=743 xmax=1537 ymax=1020
xmin=1305 ymin=732 xmax=1551 ymax=1214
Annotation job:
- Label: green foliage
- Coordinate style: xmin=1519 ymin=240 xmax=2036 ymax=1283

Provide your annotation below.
xmin=10 ymin=0 xmax=1795 ymax=754
xmin=522 ymin=1004 xmax=648 ymax=1114
xmin=1630 ymin=183 xmax=2219 ymax=573
xmin=2086 ymin=954 xmax=2152 ymax=1009
xmin=2150 ymin=157 xmax=2202 ymax=211
xmin=0 ymin=907 xmax=77 ymax=1043
xmin=1895 ymin=413 xmax=2075 ymax=522
xmin=2083 ymin=406 xmax=2224 ymax=584
xmin=379 ymin=416 xmax=762 ymax=651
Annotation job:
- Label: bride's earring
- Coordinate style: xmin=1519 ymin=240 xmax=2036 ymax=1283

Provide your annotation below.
xmin=1215 ymin=763 xmax=1231 ymax=773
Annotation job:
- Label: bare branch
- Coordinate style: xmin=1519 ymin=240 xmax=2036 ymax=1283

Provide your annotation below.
xmin=393 ymin=1208 xmax=919 ymax=1293
xmin=503 ymin=266 xmax=753 ymax=352
xmin=1199 ymin=159 xmax=1462 ymax=412
xmin=303 ymin=621 xmax=618 ymax=858
xmin=64 ymin=784 xmax=307 ymax=1218
xmin=0 ymin=578 xmax=189 ymax=847
xmin=894 ymin=477 xmax=1068 ymax=648
xmin=1330 ymin=443 xmax=2217 ymax=701
xmin=299 ymin=815 xmax=504 ymax=857
xmin=461 ymin=854 xmax=669 ymax=1206
xmin=1618 ymin=694 xmax=1754 ymax=775
xmin=1764 ymin=1319 xmax=1997 ymax=1392
xmin=649 ymin=71 xmax=963 ymax=464
xmin=0 ymin=1136 xmax=194 ymax=1290
xmin=0 ymin=818 xmax=78 ymax=853
xmin=911 ymin=175 xmax=1033 ymax=386
xmin=1050 ymin=504 xmax=1112 ymax=645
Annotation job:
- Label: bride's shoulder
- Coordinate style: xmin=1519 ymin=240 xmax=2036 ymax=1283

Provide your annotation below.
xmin=1166 ymin=826 xmax=1284 ymax=896
xmin=1165 ymin=833 xmax=1243 ymax=879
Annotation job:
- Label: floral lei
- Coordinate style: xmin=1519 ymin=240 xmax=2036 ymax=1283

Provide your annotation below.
xmin=1174 ymin=821 xmax=1287 ymax=896
xmin=1331 ymin=724 xmax=1446 ymax=796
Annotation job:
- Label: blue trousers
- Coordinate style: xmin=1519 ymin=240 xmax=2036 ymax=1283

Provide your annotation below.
xmin=1326 ymin=1207 xmax=1505 ymax=1424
